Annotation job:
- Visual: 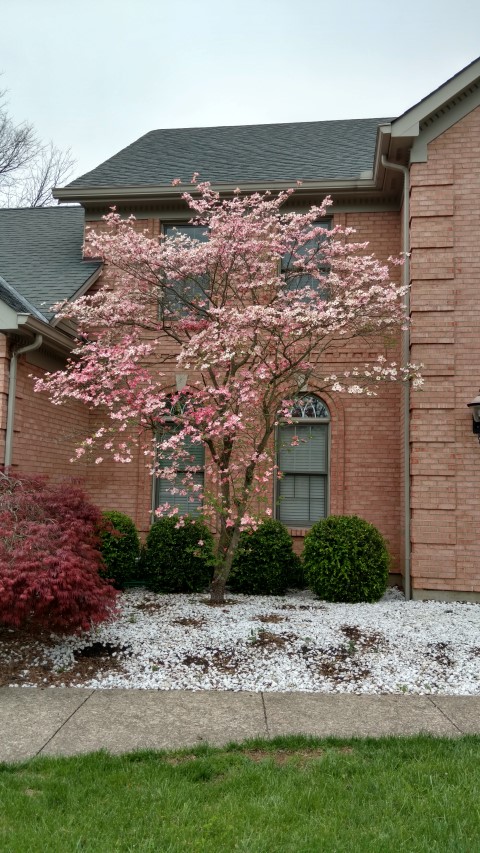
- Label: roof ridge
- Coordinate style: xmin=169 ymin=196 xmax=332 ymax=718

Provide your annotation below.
xmin=141 ymin=117 xmax=392 ymax=134
xmin=65 ymin=117 xmax=388 ymax=191
xmin=0 ymin=206 xmax=82 ymax=214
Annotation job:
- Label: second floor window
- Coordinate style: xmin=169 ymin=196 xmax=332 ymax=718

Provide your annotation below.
xmin=281 ymin=219 xmax=331 ymax=299
xmin=161 ymin=224 xmax=209 ymax=315
xmin=164 ymin=224 xmax=209 ymax=243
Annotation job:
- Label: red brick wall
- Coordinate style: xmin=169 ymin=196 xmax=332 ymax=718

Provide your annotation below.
xmin=4 ymin=350 xmax=153 ymax=535
xmin=2 ymin=210 xmax=403 ymax=563
xmin=11 ymin=356 xmax=89 ymax=482
xmin=410 ymin=105 xmax=480 ymax=593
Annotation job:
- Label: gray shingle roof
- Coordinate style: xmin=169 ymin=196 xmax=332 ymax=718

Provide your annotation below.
xmin=0 ymin=275 xmax=47 ymax=321
xmin=0 ymin=207 xmax=101 ymax=320
xmin=67 ymin=118 xmax=390 ymax=189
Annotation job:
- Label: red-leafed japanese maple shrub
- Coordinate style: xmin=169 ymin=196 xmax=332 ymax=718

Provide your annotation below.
xmin=0 ymin=471 xmax=117 ymax=633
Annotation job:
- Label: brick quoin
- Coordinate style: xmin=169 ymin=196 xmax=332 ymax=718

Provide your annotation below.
xmin=410 ymin=105 xmax=480 ymax=595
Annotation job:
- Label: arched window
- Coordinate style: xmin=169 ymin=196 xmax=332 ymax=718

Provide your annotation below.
xmin=154 ymin=395 xmax=204 ymax=517
xmin=276 ymin=394 xmax=330 ymax=527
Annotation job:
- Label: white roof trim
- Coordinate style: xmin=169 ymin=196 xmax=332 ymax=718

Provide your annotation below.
xmin=391 ymin=57 xmax=480 ymax=138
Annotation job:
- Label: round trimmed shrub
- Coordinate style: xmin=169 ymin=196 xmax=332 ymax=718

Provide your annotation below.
xmin=99 ymin=511 xmax=141 ymax=589
xmin=144 ymin=516 xmax=215 ymax=593
xmin=229 ymin=519 xmax=303 ymax=595
xmin=302 ymin=515 xmax=389 ymax=603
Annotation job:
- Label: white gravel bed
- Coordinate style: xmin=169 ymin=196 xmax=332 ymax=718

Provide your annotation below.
xmin=6 ymin=587 xmax=480 ymax=694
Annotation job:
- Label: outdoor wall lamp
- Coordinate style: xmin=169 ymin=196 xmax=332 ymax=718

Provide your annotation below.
xmin=175 ymin=372 xmax=188 ymax=392
xmin=467 ymin=391 xmax=480 ymax=442
xmin=294 ymin=372 xmax=309 ymax=392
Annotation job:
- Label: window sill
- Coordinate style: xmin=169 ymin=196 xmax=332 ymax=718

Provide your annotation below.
xmin=287 ymin=527 xmax=311 ymax=537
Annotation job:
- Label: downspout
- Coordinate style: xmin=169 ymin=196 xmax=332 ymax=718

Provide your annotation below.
xmin=4 ymin=334 xmax=43 ymax=470
xmin=381 ymin=156 xmax=411 ymax=600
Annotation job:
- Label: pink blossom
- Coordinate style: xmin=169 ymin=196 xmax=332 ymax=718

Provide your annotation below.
xmin=36 ymin=181 xmax=422 ymax=598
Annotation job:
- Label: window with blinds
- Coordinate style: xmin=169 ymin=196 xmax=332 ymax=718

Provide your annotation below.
xmin=276 ymin=395 xmax=329 ymax=527
xmin=155 ymin=429 xmax=205 ymax=517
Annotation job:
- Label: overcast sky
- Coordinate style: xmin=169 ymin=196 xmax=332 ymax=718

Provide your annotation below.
xmin=1 ymin=0 xmax=479 ymax=183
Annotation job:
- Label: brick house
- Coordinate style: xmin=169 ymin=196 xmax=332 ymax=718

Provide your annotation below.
xmin=1 ymin=57 xmax=480 ymax=601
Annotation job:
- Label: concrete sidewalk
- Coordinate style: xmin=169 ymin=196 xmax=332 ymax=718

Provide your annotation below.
xmin=1 ymin=688 xmax=480 ymax=763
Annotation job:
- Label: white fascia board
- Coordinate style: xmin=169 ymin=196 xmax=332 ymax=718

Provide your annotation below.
xmin=391 ymin=58 xmax=480 ymax=138
xmin=0 ymin=300 xmax=28 ymax=331
xmin=3 ymin=311 xmax=75 ymax=354
xmin=410 ymin=84 xmax=480 ymax=162
xmin=391 ymin=120 xmax=420 ymax=139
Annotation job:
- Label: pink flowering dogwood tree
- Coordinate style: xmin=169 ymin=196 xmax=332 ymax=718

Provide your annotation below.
xmin=37 ymin=182 xmax=421 ymax=603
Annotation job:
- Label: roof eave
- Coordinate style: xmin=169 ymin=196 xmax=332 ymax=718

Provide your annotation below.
xmin=0 ymin=275 xmax=49 ymax=323
xmin=391 ymin=56 xmax=480 ymax=138
xmin=53 ymin=176 xmax=379 ymax=205
xmin=15 ymin=315 xmax=76 ymax=354
xmin=0 ymin=304 xmax=76 ymax=354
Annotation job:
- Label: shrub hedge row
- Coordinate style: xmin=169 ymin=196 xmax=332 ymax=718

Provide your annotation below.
xmin=100 ymin=512 xmax=389 ymax=603
xmin=0 ymin=471 xmax=390 ymax=637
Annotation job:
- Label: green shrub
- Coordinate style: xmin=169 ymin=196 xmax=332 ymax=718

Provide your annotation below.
xmin=302 ymin=515 xmax=389 ymax=603
xmin=99 ymin=511 xmax=141 ymax=589
xmin=144 ymin=516 xmax=215 ymax=593
xmin=229 ymin=519 xmax=303 ymax=595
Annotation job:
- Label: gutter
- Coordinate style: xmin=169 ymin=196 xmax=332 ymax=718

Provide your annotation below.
xmin=53 ymin=176 xmax=380 ymax=205
xmin=4 ymin=334 xmax=43 ymax=470
xmin=381 ymin=156 xmax=411 ymax=600
xmin=20 ymin=316 xmax=75 ymax=354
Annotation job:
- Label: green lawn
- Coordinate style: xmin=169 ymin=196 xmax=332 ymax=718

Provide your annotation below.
xmin=1 ymin=735 xmax=480 ymax=852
